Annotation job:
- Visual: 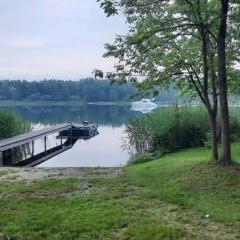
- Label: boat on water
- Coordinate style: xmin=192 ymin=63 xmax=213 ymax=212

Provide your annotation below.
xmin=131 ymin=99 xmax=158 ymax=113
xmin=57 ymin=121 xmax=99 ymax=140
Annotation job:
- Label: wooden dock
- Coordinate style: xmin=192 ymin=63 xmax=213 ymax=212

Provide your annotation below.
xmin=0 ymin=124 xmax=72 ymax=152
xmin=0 ymin=123 xmax=98 ymax=167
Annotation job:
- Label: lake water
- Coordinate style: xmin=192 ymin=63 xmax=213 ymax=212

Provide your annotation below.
xmin=2 ymin=105 xmax=143 ymax=167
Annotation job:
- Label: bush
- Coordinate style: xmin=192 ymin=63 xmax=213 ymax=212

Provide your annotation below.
xmin=125 ymin=107 xmax=208 ymax=155
xmin=125 ymin=106 xmax=240 ymax=156
xmin=0 ymin=110 xmax=30 ymax=139
xmin=229 ymin=110 xmax=240 ymax=142
xmin=148 ymin=107 xmax=208 ymax=151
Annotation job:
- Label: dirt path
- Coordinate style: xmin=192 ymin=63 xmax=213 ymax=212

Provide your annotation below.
xmin=0 ymin=167 xmax=122 ymax=182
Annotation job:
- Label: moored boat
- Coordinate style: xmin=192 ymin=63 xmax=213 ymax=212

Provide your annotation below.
xmin=131 ymin=99 xmax=158 ymax=113
xmin=58 ymin=122 xmax=99 ymax=140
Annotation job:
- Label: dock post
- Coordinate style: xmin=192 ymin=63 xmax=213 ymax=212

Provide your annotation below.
xmin=44 ymin=136 xmax=47 ymax=153
xmin=0 ymin=151 xmax=3 ymax=166
xmin=32 ymin=141 xmax=34 ymax=157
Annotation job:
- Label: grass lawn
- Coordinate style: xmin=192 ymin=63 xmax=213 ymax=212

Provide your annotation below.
xmin=1 ymin=144 xmax=240 ymax=239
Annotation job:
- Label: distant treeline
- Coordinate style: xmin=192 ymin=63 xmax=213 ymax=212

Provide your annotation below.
xmin=0 ymin=78 xmax=176 ymax=102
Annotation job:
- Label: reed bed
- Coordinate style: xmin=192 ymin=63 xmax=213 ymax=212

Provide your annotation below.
xmin=125 ymin=106 xmax=240 ymax=158
xmin=0 ymin=110 xmax=30 ymax=139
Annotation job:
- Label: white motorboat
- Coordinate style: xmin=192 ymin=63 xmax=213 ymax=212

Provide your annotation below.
xmin=131 ymin=99 xmax=158 ymax=113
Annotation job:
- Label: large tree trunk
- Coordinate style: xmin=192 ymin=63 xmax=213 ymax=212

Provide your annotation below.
xmin=210 ymin=53 xmax=219 ymax=163
xmin=209 ymin=111 xmax=219 ymax=162
xmin=218 ymin=0 xmax=231 ymax=166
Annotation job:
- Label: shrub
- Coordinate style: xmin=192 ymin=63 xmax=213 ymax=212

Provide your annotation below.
xmin=125 ymin=106 xmax=240 ymax=157
xmin=0 ymin=110 xmax=30 ymax=139
xmin=125 ymin=107 xmax=208 ymax=155
xmin=229 ymin=110 xmax=240 ymax=142
xmin=147 ymin=107 xmax=208 ymax=151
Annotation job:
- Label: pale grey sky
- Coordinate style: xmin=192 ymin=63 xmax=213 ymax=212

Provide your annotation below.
xmin=0 ymin=0 xmax=127 ymax=80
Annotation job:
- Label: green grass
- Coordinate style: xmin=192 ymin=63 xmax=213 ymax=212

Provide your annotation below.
xmin=1 ymin=144 xmax=240 ymax=239
xmin=0 ymin=178 xmax=189 ymax=240
xmin=126 ymin=143 xmax=240 ymax=224
xmin=0 ymin=169 xmax=16 ymax=177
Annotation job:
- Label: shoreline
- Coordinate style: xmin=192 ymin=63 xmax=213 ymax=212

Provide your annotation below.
xmin=0 ymin=100 xmax=131 ymax=107
xmin=0 ymin=167 xmax=122 ymax=182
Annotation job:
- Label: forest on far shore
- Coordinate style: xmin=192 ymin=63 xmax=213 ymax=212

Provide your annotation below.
xmin=0 ymin=78 xmax=176 ymax=102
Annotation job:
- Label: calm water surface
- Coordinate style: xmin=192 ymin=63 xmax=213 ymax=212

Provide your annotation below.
xmin=2 ymin=105 xmax=142 ymax=167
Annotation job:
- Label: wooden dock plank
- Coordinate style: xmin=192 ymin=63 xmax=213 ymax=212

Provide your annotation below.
xmin=0 ymin=124 xmax=72 ymax=151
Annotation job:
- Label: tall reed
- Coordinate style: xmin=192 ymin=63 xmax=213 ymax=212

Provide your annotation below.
xmin=0 ymin=110 xmax=30 ymax=139
xmin=125 ymin=107 xmax=209 ymax=155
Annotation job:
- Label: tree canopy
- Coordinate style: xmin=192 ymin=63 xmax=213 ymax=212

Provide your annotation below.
xmin=99 ymin=0 xmax=239 ymax=95
xmin=0 ymin=78 xmax=176 ymax=102
xmin=0 ymin=79 xmax=135 ymax=102
xmin=98 ymin=0 xmax=240 ymax=165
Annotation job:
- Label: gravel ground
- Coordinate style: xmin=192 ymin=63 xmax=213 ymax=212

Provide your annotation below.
xmin=0 ymin=167 xmax=122 ymax=182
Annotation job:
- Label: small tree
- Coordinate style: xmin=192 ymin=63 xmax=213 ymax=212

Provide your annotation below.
xmin=98 ymin=0 xmax=240 ymax=165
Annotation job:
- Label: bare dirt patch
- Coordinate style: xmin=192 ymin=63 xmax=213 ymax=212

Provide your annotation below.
xmin=0 ymin=167 xmax=122 ymax=182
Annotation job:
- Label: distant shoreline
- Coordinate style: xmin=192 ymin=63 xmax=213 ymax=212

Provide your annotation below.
xmin=0 ymin=101 xmax=132 ymax=107
xmin=1 ymin=100 xmax=240 ymax=108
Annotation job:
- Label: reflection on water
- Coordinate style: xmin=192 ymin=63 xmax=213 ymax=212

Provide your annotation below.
xmin=1 ymin=104 xmax=142 ymax=167
xmin=2 ymin=105 xmax=142 ymax=127
xmin=39 ymin=126 xmax=128 ymax=167
xmin=3 ymin=143 xmax=31 ymax=166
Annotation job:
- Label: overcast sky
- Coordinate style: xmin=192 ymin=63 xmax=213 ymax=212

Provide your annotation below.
xmin=0 ymin=0 xmax=127 ymax=80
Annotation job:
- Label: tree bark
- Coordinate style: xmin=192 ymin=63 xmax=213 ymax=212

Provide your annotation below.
xmin=209 ymin=110 xmax=219 ymax=162
xmin=218 ymin=0 xmax=231 ymax=165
